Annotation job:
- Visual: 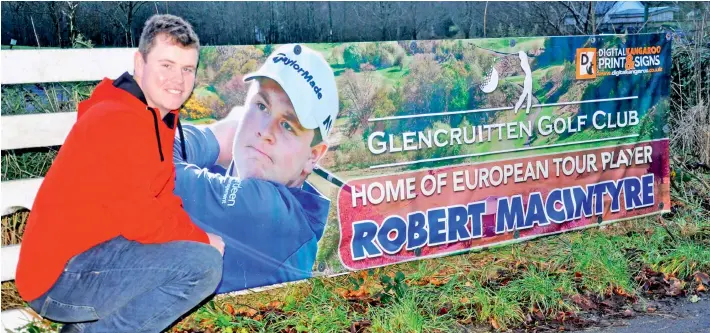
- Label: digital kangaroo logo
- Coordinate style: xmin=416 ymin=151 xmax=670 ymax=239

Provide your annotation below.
xmin=576 ymin=48 xmax=597 ymax=79
xmin=581 ymin=53 xmax=593 ymax=75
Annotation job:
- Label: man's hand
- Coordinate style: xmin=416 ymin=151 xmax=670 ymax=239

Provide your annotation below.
xmin=206 ymin=232 xmax=225 ymax=256
xmin=209 ymin=111 xmax=241 ymax=168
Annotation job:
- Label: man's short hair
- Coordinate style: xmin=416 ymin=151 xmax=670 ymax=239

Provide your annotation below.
xmin=138 ymin=14 xmax=199 ymax=60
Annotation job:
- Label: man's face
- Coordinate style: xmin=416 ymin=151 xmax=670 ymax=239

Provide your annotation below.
xmin=134 ymin=34 xmax=198 ymax=113
xmin=233 ymin=78 xmax=326 ymax=187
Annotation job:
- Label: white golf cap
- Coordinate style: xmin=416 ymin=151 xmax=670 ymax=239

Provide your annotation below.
xmin=244 ymin=44 xmax=339 ymax=141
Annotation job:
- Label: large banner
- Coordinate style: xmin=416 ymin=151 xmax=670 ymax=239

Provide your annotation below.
xmin=181 ymin=33 xmax=671 ymax=292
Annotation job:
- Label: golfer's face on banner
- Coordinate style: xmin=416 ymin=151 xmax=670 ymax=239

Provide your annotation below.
xmin=234 ymin=78 xmax=314 ymax=184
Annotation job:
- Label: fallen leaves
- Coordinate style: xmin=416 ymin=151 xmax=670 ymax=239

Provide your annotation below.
xmin=234 ymin=307 xmax=258 ymax=318
xmin=414 ymin=276 xmax=449 ymax=286
xmin=570 ymin=294 xmax=597 ymax=311
xmin=489 ymin=317 xmax=500 ymax=330
xmin=612 ymin=286 xmax=635 ymax=299
xmin=437 ymin=306 xmax=450 ymax=316
xmin=263 ymin=301 xmax=284 ymax=310
xmin=532 ymin=308 xmax=546 ymax=321
xmin=666 ymin=276 xmax=685 ymax=296
xmin=521 ymin=308 xmax=591 ymax=332
xmin=410 ymin=268 xmax=455 ymax=286
xmin=696 ymin=271 xmax=710 ymax=282
xmin=337 ymin=287 xmax=370 ymax=299
xmin=694 ymin=271 xmax=710 ymax=293
xmin=349 ymin=320 xmax=371 ymax=333
xmin=573 ymin=271 xmax=583 ymax=283
xmin=190 ymin=263 xmax=707 ymax=333
xmin=636 ymin=266 xmax=688 ymax=297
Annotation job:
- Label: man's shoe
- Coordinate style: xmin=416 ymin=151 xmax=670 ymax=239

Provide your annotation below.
xmin=59 ymin=323 xmax=86 ymax=333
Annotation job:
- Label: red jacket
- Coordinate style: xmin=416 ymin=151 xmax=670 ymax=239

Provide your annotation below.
xmin=16 ymin=73 xmax=209 ymax=302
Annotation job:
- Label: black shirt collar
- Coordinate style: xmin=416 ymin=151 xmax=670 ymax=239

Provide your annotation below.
xmin=113 ymin=72 xmax=175 ymax=129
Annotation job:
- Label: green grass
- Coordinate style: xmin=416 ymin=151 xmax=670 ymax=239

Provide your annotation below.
xmin=556 ymin=233 xmax=636 ymax=297
xmin=1 ymin=45 xmax=45 ymax=50
xmin=376 ymin=66 xmax=410 ymax=86
xmin=503 ymin=65 xmax=556 ymax=93
xmin=471 ymin=37 xmax=545 ymax=54
xmin=479 ymin=286 xmax=525 ymax=330
xmin=1 ymin=82 xmax=97 ymax=115
xmin=650 ymin=242 xmax=710 ymax=279
xmin=193 ymin=86 xmax=220 ymax=98
xmin=261 ymin=279 xmax=354 ymax=332
xmin=368 ymin=289 xmax=452 ymax=333
xmin=186 ymin=117 xmax=218 ymax=125
xmin=304 ymin=43 xmax=338 ymax=55
xmin=332 ymin=57 xmax=412 ymax=87
xmin=505 ymin=265 xmax=576 ymax=314
xmin=1 ymin=148 xmax=58 ymax=181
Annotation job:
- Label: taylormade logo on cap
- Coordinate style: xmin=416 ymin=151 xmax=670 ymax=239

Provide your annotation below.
xmin=244 ymin=44 xmax=339 ymax=141
xmin=272 ymin=53 xmax=323 ymax=100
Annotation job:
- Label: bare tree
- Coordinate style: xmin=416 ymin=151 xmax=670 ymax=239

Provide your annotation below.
xmin=398 ymin=2 xmax=436 ymax=40
xmin=341 ymin=67 xmax=379 ymax=135
xmin=530 ymin=2 xmax=568 ymax=35
xmin=448 ymin=2 xmax=483 ymax=39
xmin=355 ymin=2 xmax=395 ymax=41
xmin=268 ymin=2 xmax=278 ymax=44
xmin=558 ymin=1 xmax=617 ymax=35
xmin=483 ymin=1 xmax=489 ymax=37
xmin=328 ymin=1 xmax=334 ymax=42
xmin=44 ymin=2 xmax=64 ymax=47
xmin=109 ymin=1 xmax=146 ymax=47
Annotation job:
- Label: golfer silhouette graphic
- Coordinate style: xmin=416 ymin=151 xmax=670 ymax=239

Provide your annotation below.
xmin=514 ymin=51 xmax=533 ymax=114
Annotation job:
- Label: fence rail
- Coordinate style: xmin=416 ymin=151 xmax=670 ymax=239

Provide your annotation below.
xmin=2 ymin=112 xmax=77 ymax=150
xmin=1 ymin=48 xmax=136 ymax=84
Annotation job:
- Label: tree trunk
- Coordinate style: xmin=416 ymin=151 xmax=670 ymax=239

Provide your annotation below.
xmin=269 ymin=2 xmax=275 ymax=44
xmin=483 ymin=1 xmax=489 ymax=38
xmin=584 ymin=1 xmax=592 ymax=34
xmin=642 ymin=3 xmax=649 ymax=33
xmin=307 ymin=2 xmax=315 ymax=42
xmin=411 ymin=3 xmax=418 ymax=39
xmin=127 ymin=2 xmax=134 ymax=47
xmin=31 ymin=16 xmax=41 ymax=48
xmin=380 ymin=2 xmax=387 ymax=40
xmin=328 ymin=1 xmax=333 ymax=42
xmin=465 ymin=2 xmax=472 ymax=38
xmin=591 ymin=1 xmax=597 ymax=34
xmin=47 ymin=2 xmax=62 ymax=47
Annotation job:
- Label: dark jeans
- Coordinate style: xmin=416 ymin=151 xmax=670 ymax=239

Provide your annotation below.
xmin=28 ymin=236 xmax=222 ymax=333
